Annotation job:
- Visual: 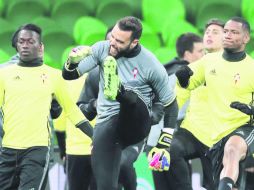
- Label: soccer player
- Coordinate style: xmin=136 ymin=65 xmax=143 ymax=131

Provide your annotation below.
xmin=78 ymin=65 xmax=145 ymax=190
xmin=148 ymin=18 xmax=224 ymax=190
xmin=175 ymin=17 xmax=254 ymax=190
xmin=62 ymin=16 xmax=177 ymax=190
xmin=0 ymin=24 xmax=92 ymax=190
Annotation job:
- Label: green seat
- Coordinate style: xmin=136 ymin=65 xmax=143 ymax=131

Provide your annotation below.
xmin=0 ymin=18 xmax=16 ymax=55
xmin=162 ymin=20 xmax=200 ymax=48
xmin=96 ymin=1 xmax=133 ymax=27
xmin=142 ymin=0 xmax=185 ymax=33
xmin=0 ymin=0 xmax=5 ymax=15
xmin=51 ymin=0 xmax=92 ymax=36
xmin=140 ymin=22 xmax=161 ymax=52
xmin=246 ymin=33 xmax=254 ymax=55
xmin=73 ymin=16 xmax=107 ymax=45
xmin=123 ymin=0 xmax=142 ymax=18
xmin=196 ymin=1 xmax=241 ymax=31
xmin=154 ymin=48 xmax=176 ymax=64
xmin=32 ymin=17 xmax=74 ymax=68
xmin=181 ymin=0 xmax=203 ymax=24
xmin=241 ymin=0 xmax=254 ymax=29
xmin=6 ymin=0 xmax=49 ymax=26
xmin=241 ymin=0 xmax=251 ymax=19
xmin=251 ymin=51 xmax=254 ymax=59
xmin=0 ymin=49 xmax=11 ymax=64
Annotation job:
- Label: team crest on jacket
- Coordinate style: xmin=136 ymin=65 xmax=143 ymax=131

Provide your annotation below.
xmin=40 ymin=73 xmax=47 ymax=83
xmin=234 ymin=73 xmax=240 ymax=84
xmin=133 ymin=67 xmax=138 ymax=79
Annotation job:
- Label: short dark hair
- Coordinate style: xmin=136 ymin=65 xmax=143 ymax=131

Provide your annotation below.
xmin=12 ymin=23 xmax=42 ymax=50
xmin=117 ymin=16 xmax=142 ymax=40
xmin=229 ymin=16 xmax=251 ymax=34
xmin=176 ymin=33 xmax=203 ymax=58
xmin=205 ymin=18 xmax=224 ymax=29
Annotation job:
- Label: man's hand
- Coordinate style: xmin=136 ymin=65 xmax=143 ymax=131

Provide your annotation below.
xmin=148 ymin=147 xmax=170 ymax=171
xmin=148 ymin=128 xmax=174 ymax=171
xmin=69 ymin=46 xmax=92 ymax=64
xmin=230 ymin=101 xmax=254 ymax=115
xmin=65 ymin=46 xmax=92 ymax=70
xmin=175 ymin=65 xmax=193 ymax=88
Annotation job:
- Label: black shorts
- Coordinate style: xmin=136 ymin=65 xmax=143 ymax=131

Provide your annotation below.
xmin=210 ymin=124 xmax=254 ymax=187
xmin=0 ymin=146 xmax=50 ymax=190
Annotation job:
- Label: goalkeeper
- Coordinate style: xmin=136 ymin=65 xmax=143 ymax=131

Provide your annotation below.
xmin=62 ymin=16 xmax=177 ymax=190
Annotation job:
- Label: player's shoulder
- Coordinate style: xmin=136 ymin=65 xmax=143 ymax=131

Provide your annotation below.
xmin=43 ymin=64 xmax=62 ymax=74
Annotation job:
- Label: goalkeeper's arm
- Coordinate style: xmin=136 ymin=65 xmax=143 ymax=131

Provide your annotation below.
xmin=62 ymin=46 xmax=92 ymax=80
xmin=148 ymin=128 xmax=173 ymax=171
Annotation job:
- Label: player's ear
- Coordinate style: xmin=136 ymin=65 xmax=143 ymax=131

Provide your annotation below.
xmin=39 ymin=43 xmax=44 ymax=58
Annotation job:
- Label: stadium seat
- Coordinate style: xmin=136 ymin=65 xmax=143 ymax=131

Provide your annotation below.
xmin=251 ymin=51 xmax=254 ymax=59
xmin=73 ymin=16 xmax=107 ymax=45
xmin=51 ymin=0 xmax=93 ymax=36
xmin=241 ymin=0 xmax=252 ymax=19
xmin=162 ymin=20 xmax=200 ymax=49
xmin=154 ymin=48 xmax=176 ymax=64
xmin=0 ymin=18 xmax=16 ymax=55
xmin=123 ymin=0 xmax=142 ymax=18
xmin=196 ymin=0 xmax=241 ymax=31
xmin=0 ymin=0 xmax=5 ymax=16
xmin=181 ymin=0 xmax=203 ymax=24
xmin=5 ymin=0 xmax=49 ymax=26
xmin=32 ymin=17 xmax=74 ymax=68
xmin=0 ymin=49 xmax=11 ymax=64
xmin=241 ymin=0 xmax=254 ymax=29
xmin=140 ymin=22 xmax=161 ymax=52
xmin=246 ymin=33 xmax=254 ymax=55
xmin=142 ymin=0 xmax=186 ymax=33
xmin=95 ymin=1 xmax=133 ymax=27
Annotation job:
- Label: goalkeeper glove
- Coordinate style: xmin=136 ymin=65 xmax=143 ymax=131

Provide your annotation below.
xmin=175 ymin=65 xmax=193 ymax=88
xmin=65 ymin=46 xmax=92 ymax=70
xmin=148 ymin=128 xmax=174 ymax=171
xmin=230 ymin=101 xmax=254 ymax=115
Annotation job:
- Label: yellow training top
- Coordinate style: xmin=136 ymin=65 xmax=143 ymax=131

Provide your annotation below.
xmin=187 ymin=51 xmax=254 ymax=143
xmin=0 ymin=64 xmax=86 ymax=149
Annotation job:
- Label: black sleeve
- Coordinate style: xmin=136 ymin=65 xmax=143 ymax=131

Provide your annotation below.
xmin=50 ymin=99 xmax=62 ymax=119
xmin=78 ymin=99 xmax=97 ymax=121
xmin=62 ymin=65 xmax=80 ymax=80
xmin=163 ymin=98 xmax=178 ymax=129
xmin=151 ymin=102 xmax=164 ymax=125
xmin=55 ymin=131 xmax=66 ymax=159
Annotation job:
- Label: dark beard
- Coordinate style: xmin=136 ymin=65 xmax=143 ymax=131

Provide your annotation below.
xmin=109 ymin=42 xmax=132 ymax=59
